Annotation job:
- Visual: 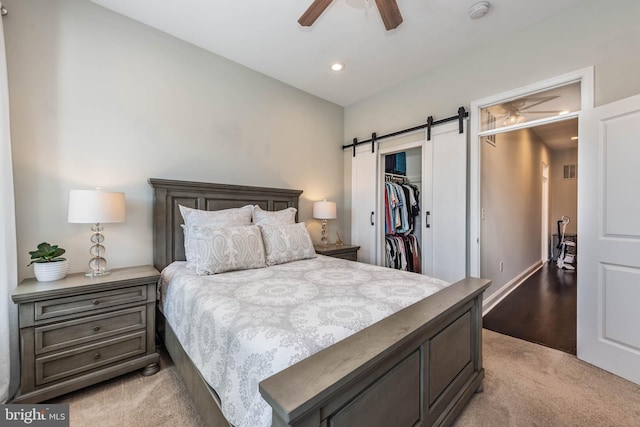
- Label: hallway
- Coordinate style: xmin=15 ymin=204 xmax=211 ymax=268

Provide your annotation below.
xmin=482 ymin=262 xmax=577 ymax=354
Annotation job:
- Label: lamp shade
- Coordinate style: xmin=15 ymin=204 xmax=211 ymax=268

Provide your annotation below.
xmin=68 ymin=190 xmax=126 ymax=224
xmin=313 ymin=200 xmax=336 ymax=220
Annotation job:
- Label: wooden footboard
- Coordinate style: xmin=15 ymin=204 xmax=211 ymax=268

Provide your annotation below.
xmin=259 ymin=277 xmax=490 ymax=427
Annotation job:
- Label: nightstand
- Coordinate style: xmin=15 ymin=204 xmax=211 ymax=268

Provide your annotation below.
xmin=314 ymin=244 xmax=360 ymax=261
xmin=11 ymin=265 xmax=161 ymax=403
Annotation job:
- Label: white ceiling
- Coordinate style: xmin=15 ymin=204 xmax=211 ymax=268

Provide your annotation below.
xmin=89 ymin=0 xmax=584 ymax=107
xmin=533 ymin=118 xmax=578 ymax=151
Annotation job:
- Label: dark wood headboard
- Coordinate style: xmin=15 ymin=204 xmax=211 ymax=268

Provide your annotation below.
xmin=149 ymin=178 xmax=303 ymax=271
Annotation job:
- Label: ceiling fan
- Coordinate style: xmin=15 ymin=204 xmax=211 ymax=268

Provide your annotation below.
xmin=487 ymin=95 xmax=564 ymax=125
xmin=298 ymin=0 xmax=403 ymax=31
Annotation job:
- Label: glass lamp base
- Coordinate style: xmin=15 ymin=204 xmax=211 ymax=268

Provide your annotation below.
xmin=85 ymin=270 xmax=111 ymax=277
xmin=320 ymin=220 xmax=329 ymax=247
xmin=87 ymin=252 xmax=109 ymax=277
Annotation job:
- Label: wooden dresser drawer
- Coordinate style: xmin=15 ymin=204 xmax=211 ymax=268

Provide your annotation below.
xmin=35 ymin=306 xmax=147 ymax=355
xmin=34 ymin=286 xmax=147 ymax=321
xmin=35 ymin=331 xmax=147 ymax=386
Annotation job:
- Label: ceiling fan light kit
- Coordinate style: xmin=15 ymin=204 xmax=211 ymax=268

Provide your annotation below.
xmin=469 ymin=1 xmax=491 ymax=20
xmin=505 ymin=114 xmax=526 ymax=125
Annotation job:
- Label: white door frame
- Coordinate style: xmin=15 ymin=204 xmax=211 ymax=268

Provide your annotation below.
xmin=541 ymin=162 xmax=550 ymax=262
xmin=469 ymin=67 xmax=594 ymax=277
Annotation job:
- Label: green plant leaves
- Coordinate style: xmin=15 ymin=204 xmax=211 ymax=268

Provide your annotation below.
xmin=28 ymin=241 xmax=66 ymax=266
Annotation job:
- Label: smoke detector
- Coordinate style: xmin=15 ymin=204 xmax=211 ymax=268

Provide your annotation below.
xmin=469 ymin=1 xmax=490 ymax=19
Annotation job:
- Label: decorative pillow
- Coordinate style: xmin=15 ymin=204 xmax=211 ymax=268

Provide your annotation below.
xmin=179 ymin=205 xmax=253 ymax=267
xmin=252 ymin=205 xmax=297 ymax=226
xmin=191 ymin=225 xmax=266 ymax=275
xmin=258 ymin=223 xmax=316 ymax=266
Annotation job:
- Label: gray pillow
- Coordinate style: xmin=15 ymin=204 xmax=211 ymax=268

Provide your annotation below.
xmin=252 ymin=205 xmax=297 ymax=225
xmin=258 ymin=223 xmax=316 ymax=266
xmin=192 ymin=225 xmax=266 ymax=275
xmin=179 ymin=204 xmax=253 ymax=268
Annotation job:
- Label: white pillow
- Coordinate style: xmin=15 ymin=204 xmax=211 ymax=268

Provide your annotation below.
xmin=258 ymin=223 xmax=316 ymax=266
xmin=192 ymin=225 xmax=266 ymax=275
xmin=252 ymin=205 xmax=297 ymax=226
xmin=179 ymin=205 xmax=253 ymax=267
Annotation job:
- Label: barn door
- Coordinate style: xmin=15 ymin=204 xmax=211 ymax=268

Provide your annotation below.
xmin=423 ymin=121 xmax=467 ymax=283
xmin=351 ymin=145 xmax=378 ymax=265
xmin=578 ymin=93 xmax=640 ymax=385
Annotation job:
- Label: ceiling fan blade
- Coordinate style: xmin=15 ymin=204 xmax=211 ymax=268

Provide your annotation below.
xmin=375 ymin=0 xmax=403 ymax=30
xmin=298 ymin=0 xmax=334 ymax=27
xmin=517 ymin=95 xmax=560 ymax=110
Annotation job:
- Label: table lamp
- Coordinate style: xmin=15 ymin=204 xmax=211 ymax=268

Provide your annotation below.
xmin=68 ymin=189 xmax=126 ymax=276
xmin=313 ymin=200 xmax=336 ymax=247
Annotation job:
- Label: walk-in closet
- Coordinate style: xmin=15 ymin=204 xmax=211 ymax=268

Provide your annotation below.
xmin=383 ymin=148 xmax=422 ymax=273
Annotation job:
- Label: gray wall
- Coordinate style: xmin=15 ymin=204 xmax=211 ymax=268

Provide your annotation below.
xmin=481 ymin=129 xmax=551 ymax=292
xmin=6 ymin=0 xmax=344 ymax=280
xmin=550 ymin=148 xmax=578 ymax=236
xmin=344 ymin=0 xmax=640 ymax=290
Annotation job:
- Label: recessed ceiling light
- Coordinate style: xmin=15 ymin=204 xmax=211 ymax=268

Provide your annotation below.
xmin=330 ymin=62 xmax=345 ymax=72
xmin=558 ymin=110 xmax=570 ymax=115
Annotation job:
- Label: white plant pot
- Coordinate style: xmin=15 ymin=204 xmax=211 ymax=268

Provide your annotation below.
xmin=33 ymin=259 xmax=69 ymax=282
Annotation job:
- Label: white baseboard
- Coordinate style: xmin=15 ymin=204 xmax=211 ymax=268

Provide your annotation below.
xmin=482 ymin=260 xmax=544 ymax=316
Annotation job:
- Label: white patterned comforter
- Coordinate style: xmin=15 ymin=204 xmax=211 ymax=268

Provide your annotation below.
xmin=159 ymin=255 xmax=449 ymax=427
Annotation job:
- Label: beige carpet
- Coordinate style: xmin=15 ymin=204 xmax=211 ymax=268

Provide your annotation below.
xmin=49 ymin=350 xmax=205 ymax=426
xmin=50 ymin=329 xmax=640 ymax=426
xmin=453 ymin=330 xmax=640 ymax=426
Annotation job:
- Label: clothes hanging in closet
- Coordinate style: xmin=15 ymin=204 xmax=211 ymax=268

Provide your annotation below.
xmin=384 ymin=234 xmax=421 ymax=274
xmin=384 ymin=181 xmax=420 ymax=235
xmin=384 ymin=179 xmax=421 ymax=273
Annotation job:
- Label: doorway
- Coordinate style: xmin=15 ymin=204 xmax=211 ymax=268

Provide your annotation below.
xmin=481 ymin=118 xmax=579 ymax=353
xmin=470 ymin=67 xmax=593 ymax=279
xmin=469 ymin=68 xmax=593 ymax=350
xmin=380 ymin=145 xmax=423 ymax=272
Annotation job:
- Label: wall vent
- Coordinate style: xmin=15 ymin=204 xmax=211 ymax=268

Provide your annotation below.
xmin=563 ymin=164 xmax=576 ymax=179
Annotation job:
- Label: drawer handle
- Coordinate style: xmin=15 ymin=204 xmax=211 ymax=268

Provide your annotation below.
xmin=93 ymin=353 xmax=101 ymax=360
xmin=93 ymin=326 xmax=101 ymax=332
xmin=92 ymin=299 xmax=101 ymax=305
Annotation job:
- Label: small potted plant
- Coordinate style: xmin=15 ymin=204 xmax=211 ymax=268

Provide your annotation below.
xmin=28 ymin=242 xmax=69 ymax=282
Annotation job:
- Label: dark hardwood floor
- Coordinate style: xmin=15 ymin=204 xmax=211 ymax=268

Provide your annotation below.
xmin=483 ymin=262 xmax=577 ymax=354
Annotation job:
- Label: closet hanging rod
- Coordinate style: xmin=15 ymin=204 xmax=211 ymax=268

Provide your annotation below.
xmin=385 ymin=173 xmax=409 ymax=183
xmin=343 ymin=107 xmax=468 ymax=156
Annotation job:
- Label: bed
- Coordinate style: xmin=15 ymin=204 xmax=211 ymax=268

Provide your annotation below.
xmin=149 ymin=178 xmax=490 ymax=427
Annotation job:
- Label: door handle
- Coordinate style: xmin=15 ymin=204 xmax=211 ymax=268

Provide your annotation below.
xmin=370 ymin=212 xmax=375 ymax=226
xmin=426 ymin=211 xmax=431 ymax=228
